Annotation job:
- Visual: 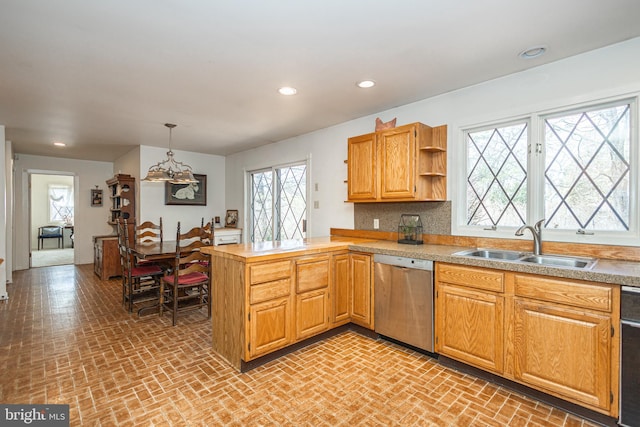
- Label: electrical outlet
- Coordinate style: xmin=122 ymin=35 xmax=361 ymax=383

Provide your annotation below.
xmin=314 ymin=183 xmax=319 ymax=191
xmin=373 ymin=219 xmax=379 ymax=229
xmin=314 ymin=201 xmax=319 ymax=209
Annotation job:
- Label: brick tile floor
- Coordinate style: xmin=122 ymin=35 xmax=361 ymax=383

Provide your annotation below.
xmin=0 ymin=265 xmax=602 ymax=426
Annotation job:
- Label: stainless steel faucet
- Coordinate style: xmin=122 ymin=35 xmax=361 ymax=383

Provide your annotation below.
xmin=515 ymin=219 xmax=545 ymax=255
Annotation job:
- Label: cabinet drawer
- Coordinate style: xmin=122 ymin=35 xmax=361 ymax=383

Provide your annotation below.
xmin=514 ymin=274 xmax=612 ymax=312
xmin=249 ymin=260 xmax=291 ymax=285
xmin=296 ymin=256 xmax=329 ymax=293
xmin=250 ymin=279 xmax=291 ymax=304
xmin=437 ymin=263 xmax=504 ymax=292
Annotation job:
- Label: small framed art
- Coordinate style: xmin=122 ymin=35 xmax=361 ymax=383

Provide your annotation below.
xmin=91 ymin=188 xmax=103 ymax=207
xmin=225 ymin=210 xmax=238 ymax=228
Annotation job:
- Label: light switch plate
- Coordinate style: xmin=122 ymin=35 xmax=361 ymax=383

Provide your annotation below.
xmin=373 ymin=219 xmax=379 ymax=229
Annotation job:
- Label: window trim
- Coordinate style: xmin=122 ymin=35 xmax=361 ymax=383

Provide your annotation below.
xmin=454 ymin=94 xmax=639 ymax=246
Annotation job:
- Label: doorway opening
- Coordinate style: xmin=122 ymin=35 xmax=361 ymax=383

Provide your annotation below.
xmin=30 ymin=173 xmax=75 ymax=267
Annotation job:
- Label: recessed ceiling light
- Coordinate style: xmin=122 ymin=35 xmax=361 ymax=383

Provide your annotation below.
xmin=278 ymin=86 xmax=297 ymax=96
xmin=357 ymin=80 xmax=376 ymax=88
xmin=519 ymin=45 xmax=547 ymax=59
xmin=53 ymin=142 xmax=66 ymax=147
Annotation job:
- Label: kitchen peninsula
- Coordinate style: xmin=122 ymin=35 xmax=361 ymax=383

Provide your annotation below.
xmin=201 ymin=236 xmax=376 ymax=372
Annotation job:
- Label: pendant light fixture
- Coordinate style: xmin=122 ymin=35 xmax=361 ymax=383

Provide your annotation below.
xmin=142 ymin=123 xmax=198 ymax=184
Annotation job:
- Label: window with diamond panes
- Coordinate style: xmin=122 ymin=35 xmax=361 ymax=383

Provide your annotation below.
xmin=250 ymin=163 xmax=307 ymax=243
xmin=251 ymin=170 xmax=273 ymax=243
xmin=276 ymin=165 xmax=307 ymax=240
xmin=544 ymin=103 xmax=631 ymax=231
xmin=466 ymin=122 xmax=528 ymax=227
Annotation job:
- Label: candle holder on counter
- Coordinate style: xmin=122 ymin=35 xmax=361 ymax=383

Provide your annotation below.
xmin=397 ymin=214 xmax=423 ymax=245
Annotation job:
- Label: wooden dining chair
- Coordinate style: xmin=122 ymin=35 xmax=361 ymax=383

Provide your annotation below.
xmin=136 ymin=218 xmax=163 ymax=244
xmin=201 ymin=217 xmax=215 ymax=245
xmin=160 ymin=222 xmax=211 ymax=325
xmin=178 ymin=222 xmax=208 ymax=252
xmin=134 ymin=217 xmax=165 ymax=268
xmin=117 ymin=219 xmax=163 ymax=313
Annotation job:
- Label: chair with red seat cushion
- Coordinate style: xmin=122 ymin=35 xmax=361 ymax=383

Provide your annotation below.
xmin=117 ymin=219 xmax=163 ymax=313
xmin=160 ymin=222 xmax=211 ymax=326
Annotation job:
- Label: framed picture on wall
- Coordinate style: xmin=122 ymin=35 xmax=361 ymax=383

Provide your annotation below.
xmin=91 ymin=188 xmax=103 ymax=207
xmin=225 ymin=210 xmax=238 ymax=228
xmin=164 ymin=174 xmax=207 ymax=206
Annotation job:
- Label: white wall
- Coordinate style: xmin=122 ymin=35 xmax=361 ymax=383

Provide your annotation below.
xmin=225 ymin=37 xmax=640 ymax=240
xmin=13 ymin=155 xmax=114 ymax=269
xmin=1 ymin=130 xmax=8 ymax=299
xmin=138 ymin=145 xmax=226 ymax=238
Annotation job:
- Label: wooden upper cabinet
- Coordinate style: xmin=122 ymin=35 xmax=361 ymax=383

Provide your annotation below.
xmin=379 ymin=125 xmax=416 ymax=199
xmin=346 ymin=122 xmax=447 ymax=202
xmin=347 ymin=133 xmax=377 ymax=200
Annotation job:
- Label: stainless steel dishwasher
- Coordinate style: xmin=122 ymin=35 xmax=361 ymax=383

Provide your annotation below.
xmin=374 ymin=254 xmax=434 ymax=353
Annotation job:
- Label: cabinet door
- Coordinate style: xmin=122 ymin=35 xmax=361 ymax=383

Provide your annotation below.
xmin=104 ymin=238 xmax=122 ymax=279
xmin=350 ymin=253 xmax=372 ymax=328
xmin=379 ymin=125 xmax=416 ymax=199
xmin=513 ymin=298 xmax=612 ymax=412
xmin=296 ymin=289 xmax=329 ymax=340
xmin=347 ymin=133 xmax=377 ymax=200
xmin=296 ymin=255 xmax=329 ymax=293
xmin=248 ymin=296 xmax=292 ymax=359
xmin=331 ymin=253 xmax=350 ymax=325
xmin=436 ymin=283 xmax=504 ymax=374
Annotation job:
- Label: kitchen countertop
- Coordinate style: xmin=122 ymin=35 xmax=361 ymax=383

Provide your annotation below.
xmin=201 ymin=236 xmax=375 ymax=262
xmin=203 ymin=235 xmax=640 ymax=286
xmin=349 ymin=240 xmax=640 ymax=287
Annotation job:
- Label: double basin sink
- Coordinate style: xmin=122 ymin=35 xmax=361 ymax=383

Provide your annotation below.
xmin=453 ymin=248 xmax=597 ymax=270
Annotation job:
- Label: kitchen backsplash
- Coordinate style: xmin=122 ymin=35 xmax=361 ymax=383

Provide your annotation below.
xmin=354 ymin=201 xmax=451 ymax=235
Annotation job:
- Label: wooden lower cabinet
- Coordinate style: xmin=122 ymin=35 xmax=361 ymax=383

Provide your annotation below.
xmin=210 ymin=247 xmax=375 ymax=370
xmin=349 ymin=252 xmax=372 ymax=329
xmin=247 ymin=260 xmax=293 ymax=359
xmin=435 ymin=262 xmax=619 ymax=417
xmin=331 ymin=252 xmax=350 ymax=325
xmin=513 ymin=298 xmax=612 ymax=411
xmin=249 ymin=296 xmax=292 ymax=358
xmin=296 ymin=289 xmax=329 ymax=340
xmin=93 ymin=235 xmax=121 ymax=280
xmin=295 ymin=255 xmax=330 ymax=340
xmin=436 ymin=283 xmax=504 ymax=374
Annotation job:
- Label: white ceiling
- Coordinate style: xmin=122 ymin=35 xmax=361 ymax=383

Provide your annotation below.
xmin=1 ymin=0 xmax=640 ymax=162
